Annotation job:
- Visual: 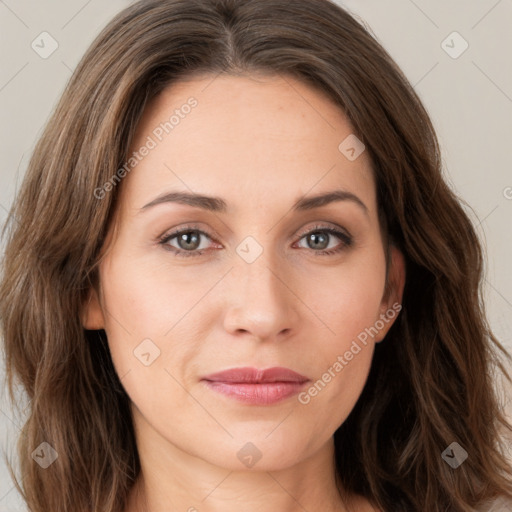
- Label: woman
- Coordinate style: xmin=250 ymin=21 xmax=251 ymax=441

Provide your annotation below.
xmin=1 ymin=0 xmax=511 ymax=511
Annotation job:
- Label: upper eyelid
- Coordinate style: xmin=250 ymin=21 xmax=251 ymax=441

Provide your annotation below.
xmin=159 ymin=223 xmax=351 ymax=247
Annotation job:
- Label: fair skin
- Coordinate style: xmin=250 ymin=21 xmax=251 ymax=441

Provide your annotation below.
xmin=83 ymin=73 xmax=405 ymax=512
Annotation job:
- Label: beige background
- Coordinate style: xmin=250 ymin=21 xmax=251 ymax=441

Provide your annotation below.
xmin=0 ymin=0 xmax=511 ymax=509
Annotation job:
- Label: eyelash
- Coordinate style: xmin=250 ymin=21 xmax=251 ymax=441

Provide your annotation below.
xmin=157 ymin=223 xmax=353 ymax=258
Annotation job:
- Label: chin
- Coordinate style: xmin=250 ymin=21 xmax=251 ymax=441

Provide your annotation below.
xmin=189 ymin=430 xmax=317 ymax=472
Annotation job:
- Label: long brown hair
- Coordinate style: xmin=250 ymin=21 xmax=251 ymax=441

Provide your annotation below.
xmin=1 ymin=1 xmax=511 ymax=510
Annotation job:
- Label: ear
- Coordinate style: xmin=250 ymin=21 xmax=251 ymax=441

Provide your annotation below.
xmin=81 ymin=287 xmax=106 ymax=330
xmin=375 ymin=245 xmax=406 ymax=342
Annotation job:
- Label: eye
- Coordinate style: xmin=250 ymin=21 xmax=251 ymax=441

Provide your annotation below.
xmin=294 ymin=225 xmax=353 ymax=256
xmin=158 ymin=225 xmax=216 ymax=257
xmin=158 ymin=223 xmax=353 ymax=257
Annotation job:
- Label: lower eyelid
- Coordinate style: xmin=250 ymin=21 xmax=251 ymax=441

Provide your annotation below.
xmin=161 ymin=229 xmax=214 ymax=252
xmin=160 ymin=226 xmax=352 ymax=255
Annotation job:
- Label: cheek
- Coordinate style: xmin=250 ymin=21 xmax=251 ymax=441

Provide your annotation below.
xmin=301 ymin=345 xmax=374 ymax=440
xmin=99 ymin=252 xmax=211 ymax=343
xmin=294 ymin=252 xmax=385 ymax=420
xmin=98 ymin=273 xmax=197 ymax=430
xmin=97 ymin=255 xmax=211 ymax=400
xmin=297 ymin=287 xmax=380 ymax=435
xmin=299 ymin=251 xmax=386 ymax=345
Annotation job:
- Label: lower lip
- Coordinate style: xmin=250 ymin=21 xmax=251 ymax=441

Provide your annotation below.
xmin=203 ymin=381 xmax=307 ymax=405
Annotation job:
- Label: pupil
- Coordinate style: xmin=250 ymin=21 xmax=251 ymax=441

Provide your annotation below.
xmin=180 ymin=231 xmax=199 ymax=250
xmin=309 ymin=232 xmax=328 ymax=250
xmin=176 ymin=231 xmax=330 ymax=252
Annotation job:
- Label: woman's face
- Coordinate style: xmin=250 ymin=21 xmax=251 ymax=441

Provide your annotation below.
xmin=84 ymin=73 xmax=404 ymax=471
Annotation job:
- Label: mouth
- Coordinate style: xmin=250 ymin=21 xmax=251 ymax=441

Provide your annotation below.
xmin=201 ymin=366 xmax=310 ymax=405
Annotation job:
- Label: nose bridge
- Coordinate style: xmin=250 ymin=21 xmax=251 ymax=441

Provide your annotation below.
xmin=236 ymin=234 xmax=288 ymax=306
xmin=222 ymin=234 xmax=298 ymax=339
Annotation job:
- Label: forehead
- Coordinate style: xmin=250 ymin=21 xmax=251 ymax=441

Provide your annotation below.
xmin=120 ymin=73 xmax=376 ymax=216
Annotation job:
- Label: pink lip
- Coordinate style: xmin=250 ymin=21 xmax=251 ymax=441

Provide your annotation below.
xmin=202 ymin=367 xmax=310 ymax=405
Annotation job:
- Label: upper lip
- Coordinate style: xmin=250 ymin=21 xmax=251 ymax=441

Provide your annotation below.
xmin=202 ymin=366 xmax=309 ymax=384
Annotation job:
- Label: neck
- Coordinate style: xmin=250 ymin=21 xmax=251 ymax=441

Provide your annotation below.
xmin=124 ymin=410 xmax=359 ymax=512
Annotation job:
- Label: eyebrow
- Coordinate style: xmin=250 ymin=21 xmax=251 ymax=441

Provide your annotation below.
xmin=140 ymin=189 xmax=368 ymax=215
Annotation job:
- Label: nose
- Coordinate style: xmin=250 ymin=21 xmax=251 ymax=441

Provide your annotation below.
xmin=222 ymin=254 xmax=301 ymax=343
